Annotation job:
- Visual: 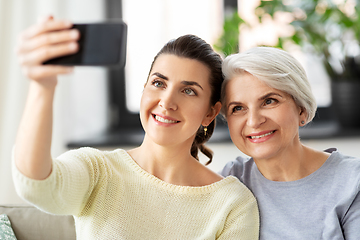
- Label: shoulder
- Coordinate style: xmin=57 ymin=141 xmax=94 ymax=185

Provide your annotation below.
xmin=329 ymin=150 xmax=360 ymax=181
xmin=222 ymin=176 xmax=253 ymax=194
xmin=55 ymin=147 xmax=130 ymax=173
xmin=216 ymin=177 xmax=259 ymax=234
xmin=323 ymin=149 xmax=360 ymax=195
xmin=196 ymin=176 xmax=255 ymax=201
xmin=219 ymin=155 xmax=254 ymax=179
xmin=57 ymin=147 xmax=127 ymax=162
xmin=327 ymin=149 xmax=360 ymax=174
xmin=211 ymin=176 xmax=258 ymax=212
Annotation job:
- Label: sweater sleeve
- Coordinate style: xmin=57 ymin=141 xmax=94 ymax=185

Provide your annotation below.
xmin=218 ymin=184 xmax=260 ymax=240
xmin=342 ymin=182 xmax=360 ymax=239
xmin=12 ymin=147 xmax=109 ymax=216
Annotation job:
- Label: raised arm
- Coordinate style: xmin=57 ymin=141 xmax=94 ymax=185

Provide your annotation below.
xmin=14 ymin=16 xmax=79 ymax=180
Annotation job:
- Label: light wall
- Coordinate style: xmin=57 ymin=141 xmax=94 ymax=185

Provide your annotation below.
xmin=0 ymin=0 xmax=107 ymax=204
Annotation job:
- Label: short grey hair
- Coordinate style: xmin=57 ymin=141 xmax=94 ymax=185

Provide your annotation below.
xmin=221 ymin=47 xmax=317 ymax=124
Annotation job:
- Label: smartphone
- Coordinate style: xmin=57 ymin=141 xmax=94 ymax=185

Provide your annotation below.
xmin=43 ymin=21 xmax=127 ymax=67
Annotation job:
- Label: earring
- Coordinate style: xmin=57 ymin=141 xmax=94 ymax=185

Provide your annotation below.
xmin=204 ymin=126 xmax=207 ymax=136
xmin=301 ymin=121 xmax=305 ymax=125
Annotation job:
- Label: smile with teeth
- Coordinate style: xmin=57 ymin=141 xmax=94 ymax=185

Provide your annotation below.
xmin=249 ymin=131 xmax=275 ymax=139
xmin=154 ymin=115 xmax=179 ymax=123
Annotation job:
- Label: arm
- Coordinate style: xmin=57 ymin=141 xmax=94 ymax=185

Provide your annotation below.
xmin=218 ymin=199 xmax=259 ymax=239
xmin=14 ymin=15 xmax=79 ymax=180
xmin=343 ymin=191 xmax=360 ymax=239
xmin=217 ymin=188 xmax=260 ymax=240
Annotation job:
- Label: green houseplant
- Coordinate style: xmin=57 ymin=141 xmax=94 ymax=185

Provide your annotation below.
xmin=213 ymin=9 xmax=245 ymax=57
xmin=255 ymin=0 xmax=360 ymax=128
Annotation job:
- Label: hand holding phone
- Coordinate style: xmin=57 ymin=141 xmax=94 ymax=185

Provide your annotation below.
xmin=16 ymin=16 xmax=80 ymax=83
xmin=44 ymin=21 xmax=127 ymax=67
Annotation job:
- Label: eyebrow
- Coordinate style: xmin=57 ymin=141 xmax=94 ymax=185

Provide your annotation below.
xmin=227 ymin=101 xmax=241 ymax=109
xmin=151 ymin=72 xmax=204 ymax=90
xmin=151 ymin=72 xmax=168 ymax=80
xmin=181 ymin=81 xmax=203 ymax=90
xmin=259 ymin=92 xmax=283 ymax=101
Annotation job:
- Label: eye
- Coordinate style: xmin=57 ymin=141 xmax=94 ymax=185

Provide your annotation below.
xmin=231 ymin=105 xmax=243 ymax=113
xmin=183 ymin=88 xmax=197 ymax=96
xmin=264 ymin=98 xmax=278 ymax=105
xmin=152 ymin=80 xmax=165 ymax=88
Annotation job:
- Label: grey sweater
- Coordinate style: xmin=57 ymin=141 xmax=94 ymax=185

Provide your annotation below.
xmin=220 ymin=149 xmax=360 ymax=240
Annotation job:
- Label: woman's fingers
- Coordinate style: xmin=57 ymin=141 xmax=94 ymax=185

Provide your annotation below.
xmin=18 ymin=29 xmax=79 ymax=55
xmin=20 ymin=18 xmax=73 ymax=41
xmin=18 ymin=40 xmax=79 ymax=65
xmin=16 ymin=16 xmax=79 ymax=82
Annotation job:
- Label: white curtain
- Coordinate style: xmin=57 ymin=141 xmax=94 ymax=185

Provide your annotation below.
xmin=0 ymin=0 xmax=107 ymax=204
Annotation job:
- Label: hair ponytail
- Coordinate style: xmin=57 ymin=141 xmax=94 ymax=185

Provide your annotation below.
xmin=191 ymin=119 xmax=216 ymax=165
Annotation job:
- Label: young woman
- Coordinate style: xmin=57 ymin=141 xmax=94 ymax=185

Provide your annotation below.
xmin=220 ymin=46 xmax=360 ymax=239
xmin=13 ymin=16 xmax=259 ymax=239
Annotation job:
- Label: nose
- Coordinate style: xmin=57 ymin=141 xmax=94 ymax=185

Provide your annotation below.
xmin=246 ymin=109 xmax=266 ymax=128
xmin=159 ymin=90 xmax=178 ymax=111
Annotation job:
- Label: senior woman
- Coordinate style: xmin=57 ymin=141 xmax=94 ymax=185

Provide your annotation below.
xmin=220 ymin=47 xmax=360 ymax=240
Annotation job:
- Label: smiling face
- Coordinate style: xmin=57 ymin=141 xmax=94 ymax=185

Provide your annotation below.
xmin=225 ymin=72 xmax=304 ymax=161
xmin=140 ymin=54 xmax=219 ymax=147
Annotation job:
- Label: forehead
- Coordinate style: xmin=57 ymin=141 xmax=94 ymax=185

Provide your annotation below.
xmin=226 ymin=73 xmax=274 ymax=98
xmin=150 ymin=54 xmax=211 ymax=82
xmin=225 ymin=72 xmax=297 ymax=106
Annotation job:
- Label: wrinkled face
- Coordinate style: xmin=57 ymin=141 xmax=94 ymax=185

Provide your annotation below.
xmin=140 ymin=54 xmax=218 ymax=147
xmin=224 ymin=72 xmax=304 ymax=161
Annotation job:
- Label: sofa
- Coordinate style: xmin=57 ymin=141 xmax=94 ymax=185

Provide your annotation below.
xmin=0 ymin=205 xmax=76 ymax=240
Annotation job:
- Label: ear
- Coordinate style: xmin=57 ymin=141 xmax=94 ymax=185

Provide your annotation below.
xmin=299 ymin=107 xmax=307 ymax=126
xmin=202 ymin=102 xmax=222 ymax=126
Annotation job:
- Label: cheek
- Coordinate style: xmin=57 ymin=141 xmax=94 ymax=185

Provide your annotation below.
xmin=227 ymin=117 xmax=248 ymax=152
xmin=140 ymin=90 xmax=155 ymax=108
xmin=227 ymin=117 xmax=243 ymax=138
xmin=276 ymin=108 xmax=300 ymax=129
xmin=187 ymin=108 xmax=208 ymax=126
xmin=185 ymin=98 xmax=210 ymax=115
xmin=139 ymin=92 xmax=155 ymax=122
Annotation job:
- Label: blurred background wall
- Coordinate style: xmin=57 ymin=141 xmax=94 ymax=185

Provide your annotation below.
xmin=0 ymin=0 xmax=108 ymax=204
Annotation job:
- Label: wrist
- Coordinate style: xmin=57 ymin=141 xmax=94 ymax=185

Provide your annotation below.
xmin=30 ymin=77 xmax=58 ymax=92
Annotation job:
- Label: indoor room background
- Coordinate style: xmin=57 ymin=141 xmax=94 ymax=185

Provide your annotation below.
xmin=0 ymin=0 xmax=359 ymax=205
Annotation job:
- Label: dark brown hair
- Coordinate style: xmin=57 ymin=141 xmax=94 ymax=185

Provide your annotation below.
xmin=147 ymin=34 xmax=224 ymax=165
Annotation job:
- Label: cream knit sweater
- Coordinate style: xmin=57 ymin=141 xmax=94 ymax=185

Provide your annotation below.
xmin=13 ymin=147 xmax=259 ymax=239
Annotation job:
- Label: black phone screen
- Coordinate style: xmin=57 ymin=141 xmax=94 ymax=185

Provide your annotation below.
xmin=44 ymin=21 xmax=127 ymax=67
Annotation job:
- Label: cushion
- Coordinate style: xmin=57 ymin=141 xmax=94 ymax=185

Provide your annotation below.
xmin=0 ymin=205 xmax=75 ymax=240
xmin=0 ymin=214 xmax=17 ymax=240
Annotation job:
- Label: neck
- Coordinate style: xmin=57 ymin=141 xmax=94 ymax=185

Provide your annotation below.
xmin=254 ymin=144 xmax=328 ymax=182
xmin=127 ymin=135 xmax=197 ymax=185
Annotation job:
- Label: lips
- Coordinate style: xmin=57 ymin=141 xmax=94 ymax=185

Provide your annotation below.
xmin=152 ymin=114 xmax=180 ymax=124
xmin=246 ymin=130 xmax=276 ymax=143
xmin=248 ymin=130 xmax=275 ymax=139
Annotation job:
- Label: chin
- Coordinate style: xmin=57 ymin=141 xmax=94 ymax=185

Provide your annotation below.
xmin=246 ymin=146 xmax=278 ymax=160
